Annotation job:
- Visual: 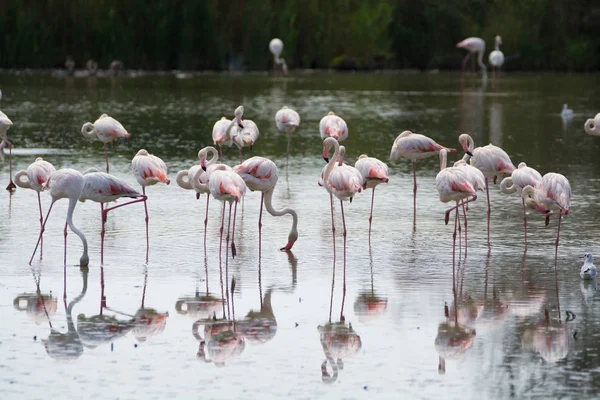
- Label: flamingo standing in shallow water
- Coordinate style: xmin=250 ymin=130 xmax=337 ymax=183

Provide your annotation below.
xmin=390 ymin=130 xmax=456 ymax=226
xmin=29 ymin=169 xmax=89 ymax=267
xmin=234 ymin=156 xmax=298 ymax=251
xmin=213 ymin=111 xmax=244 ymax=161
xmin=354 ymin=154 xmax=389 ymax=239
xmin=0 ymin=91 xmax=16 ymax=191
xmin=452 ymin=159 xmax=486 ymax=250
xmin=131 ymin=149 xmax=170 ymax=262
xmin=228 ymin=106 xmax=258 ymax=163
xmin=269 ymin=38 xmax=288 ymax=75
xmin=500 ymin=162 xmax=543 ymax=248
xmin=79 ymin=168 xmax=146 ymax=264
xmin=15 ymin=157 xmax=56 ymax=258
xmin=81 ymin=114 xmax=131 ymax=173
xmin=456 ymin=37 xmax=487 ymax=76
xmin=488 ymin=36 xmax=504 ymax=73
xmin=275 ymin=106 xmax=301 ymax=162
xmin=459 ymin=133 xmax=515 ymax=246
xmin=320 ymin=112 xmax=348 ymax=142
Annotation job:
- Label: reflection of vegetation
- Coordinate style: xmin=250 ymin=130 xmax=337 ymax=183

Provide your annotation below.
xmin=0 ymin=1 xmax=597 ymax=71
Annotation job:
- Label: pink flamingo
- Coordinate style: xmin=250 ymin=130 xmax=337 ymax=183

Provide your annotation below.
xmin=228 ymin=106 xmax=258 ymax=163
xmin=0 ymin=95 xmax=15 ymax=191
xmin=275 ymin=106 xmax=301 ymax=162
xmin=500 ymin=162 xmax=543 ymax=248
xmin=452 ymin=159 xmax=485 ymax=248
xmin=459 ymin=133 xmax=515 ymax=246
xmin=390 ymin=130 xmax=456 ymax=225
xmin=234 ymin=156 xmax=298 ymax=251
xmin=79 ymin=168 xmax=147 ymax=264
xmin=131 ymin=149 xmax=170 ymax=262
xmin=320 ymin=112 xmax=348 ymax=142
xmin=81 ymin=114 xmax=131 ymax=173
xmin=354 ymin=154 xmax=389 ymax=238
xmin=15 ymin=157 xmax=56 ymax=258
xmin=29 ymin=169 xmax=89 ymax=267
xmin=456 ymin=37 xmax=487 ymax=76
xmin=212 ymin=110 xmax=244 ymax=161
xmin=319 ymin=138 xmax=344 ymax=237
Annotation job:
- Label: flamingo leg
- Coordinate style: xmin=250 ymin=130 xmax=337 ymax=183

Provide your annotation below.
xmin=461 ymin=52 xmax=471 ymax=74
xmin=445 ymin=195 xmax=477 ymax=224
xmin=218 ymin=145 xmax=223 ymax=162
xmin=330 ymin=192 xmax=336 ymax=235
xmin=142 ymin=187 xmax=149 ymax=263
xmin=100 ymin=266 xmax=106 ymax=314
xmin=461 ymin=200 xmax=468 ymax=254
xmin=452 ymin=202 xmax=458 ymax=297
xmin=328 ymin=193 xmax=337 ymax=322
xmin=286 ymin=133 xmax=291 ymax=166
xmin=258 ymin=191 xmax=264 ymax=244
xmin=100 ymin=203 xmax=105 ymax=265
xmin=522 ymin=198 xmax=528 ymax=250
xmin=339 ymin=200 xmax=347 ymax=320
xmin=471 ymin=54 xmax=475 ymax=73
xmin=63 ymin=221 xmax=68 ymax=266
xmin=231 ymin=201 xmax=238 ymax=258
xmin=204 ymin=195 xmax=210 ymax=252
xmin=225 ymin=202 xmax=233 ymax=319
xmin=218 ymin=202 xmax=226 ymax=317
xmin=5 ymin=138 xmax=16 ymax=191
xmin=485 ymin=177 xmax=491 ymax=246
xmin=239 ymin=148 xmax=243 ymax=164
xmin=29 ymin=201 xmax=55 ymax=264
xmin=412 ymin=160 xmax=417 ymax=227
xmin=368 ymin=187 xmax=375 ymax=241
xmin=37 ymin=192 xmax=44 ymax=259
xmin=104 ymin=142 xmax=109 ymax=173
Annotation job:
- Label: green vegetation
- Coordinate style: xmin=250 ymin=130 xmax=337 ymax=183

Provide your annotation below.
xmin=0 ymin=0 xmax=598 ymax=71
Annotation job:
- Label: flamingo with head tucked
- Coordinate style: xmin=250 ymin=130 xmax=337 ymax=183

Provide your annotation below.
xmin=227 ymin=106 xmax=258 ymax=163
xmin=29 ymin=169 xmax=89 ymax=267
xmin=320 ymin=112 xmax=348 ymax=142
xmin=488 ymin=36 xmax=504 ymax=72
xmin=234 ymin=156 xmax=298 ymax=251
xmin=456 ymin=37 xmax=487 ymax=76
xmin=15 ymin=157 xmax=56 ymax=258
xmin=390 ymin=130 xmax=456 ymax=225
xmin=0 ymin=92 xmax=15 ymax=191
xmin=81 ymin=114 xmax=131 ymax=173
xmin=354 ymin=154 xmax=389 ymax=238
xmin=275 ymin=106 xmax=301 ymax=162
xmin=269 ymin=38 xmax=288 ymax=75
xmin=213 ymin=111 xmax=244 ymax=161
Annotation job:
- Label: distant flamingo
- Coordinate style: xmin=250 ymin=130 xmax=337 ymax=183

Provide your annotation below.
xmin=584 ymin=113 xmax=600 ymax=136
xmin=213 ymin=111 xmax=244 ymax=160
xmin=320 ymin=112 xmax=348 ymax=142
xmin=79 ymin=168 xmax=146 ymax=264
xmin=234 ymin=156 xmax=298 ymax=251
xmin=456 ymin=37 xmax=487 ymax=76
xmin=275 ymin=106 xmax=301 ymax=162
xmin=459 ymin=133 xmax=515 ymax=246
xmin=0 ymin=93 xmax=15 ymax=191
xmin=354 ymin=154 xmax=389 ymax=238
xmin=500 ymin=162 xmax=543 ymax=248
xmin=560 ymin=104 xmax=573 ymax=120
xmin=15 ymin=157 xmax=56 ymax=259
xmin=390 ymin=130 xmax=456 ymax=225
xmin=131 ymin=149 xmax=170 ymax=262
xmin=488 ymin=36 xmax=504 ymax=72
xmin=228 ymin=106 xmax=259 ymax=163
xmin=29 ymin=169 xmax=89 ymax=267
xmin=81 ymin=114 xmax=131 ymax=173
xmin=269 ymin=38 xmax=288 ymax=75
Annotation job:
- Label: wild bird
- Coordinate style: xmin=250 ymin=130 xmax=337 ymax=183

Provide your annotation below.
xmin=81 ymin=114 xmax=131 ymax=173
xmin=452 ymin=159 xmax=486 ymax=250
xmin=227 ymin=106 xmax=259 ymax=163
xmin=29 ymin=169 xmax=89 ymax=267
xmin=581 ymin=253 xmax=597 ymax=281
xmin=390 ymin=130 xmax=456 ymax=225
xmin=275 ymin=106 xmax=301 ymax=162
xmin=488 ymin=35 xmax=505 ymax=72
xmin=79 ymin=168 xmax=147 ymax=264
xmin=234 ymin=156 xmax=298 ymax=251
xmin=269 ymin=38 xmax=288 ymax=75
xmin=319 ymin=137 xmax=343 ymax=240
xmin=213 ymin=110 xmax=244 ymax=161
xmin=459 ymin=133 xmax=515 ymax=246
xmin=585 ymin=113 xmax=600 ymax=136
xmin=320 ymin=112 xmax=348 ymax=142
xmin=456 ymin=37 xmax=487 ymax=76
xmin=131 ymin=149 xmax=170 ymax=261
xmin=500 ymin=162 xmax=543 ymax=248
xmin=0 ymin=90 xmax=16 ymax=191
xmin=560 ymin=104 xmax=573 ymax=120
xmin=354 ymin=154 xmax=389 ymax=238
xmin=15 ymin=157 xmax=56 ymax=258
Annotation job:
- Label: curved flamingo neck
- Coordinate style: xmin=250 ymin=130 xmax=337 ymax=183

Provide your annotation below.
xmin=191 ymin=167 xmax=209 ymax=193
xmin=66 ymin=196 xmax=89 ymax=267
xmin=81 ymin=122 xmax=96 ymax=139
xmin=439 ymin=149 xmax=448 ymax=171
xmin=477 ymin=50 xmax=487 ymax=76
xmin=264 ymin=189 xmax=298 ymax=247
xmin=176 ymin=170 xmax=193 ymax=190
xmin=14 ymin=170 xmax=31 ymax=189
xmin=204 ymin=147 xmax=219 ymax=166
xmin=323 ymin=140 xmax=341 ymax=183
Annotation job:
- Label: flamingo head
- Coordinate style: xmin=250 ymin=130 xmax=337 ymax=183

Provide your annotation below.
xmin=495 ymin=36 xmax=502 ymax=46
xmin=458 ymin=134 xmax=473 ymax=156
xmin=234 ymin=106 xmax=244 ymax=129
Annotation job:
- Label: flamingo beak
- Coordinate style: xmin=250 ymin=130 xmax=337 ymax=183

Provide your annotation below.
xmin=238 ymin=123 xmax=244 ymax=129
xmin=322 ymin=147 xmax=329 ymax=163
xmin=461 ymin=142 xmax=472 ymax=156
xmin=201 ymin=159 xmax=207 ymax=171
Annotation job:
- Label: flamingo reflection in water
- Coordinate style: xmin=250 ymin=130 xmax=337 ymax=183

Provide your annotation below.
xmin=14 ymin=276 xmax=58 ymax=326
xmin=353 ymin=245 xmax=387 ymax=323
xmin=522 ymin=309 xmax=569 ymax=363
xmin=435 ymin=301 xmax=478 ymax=374
xmin=318 ymin=317 xmax=362 ymax=383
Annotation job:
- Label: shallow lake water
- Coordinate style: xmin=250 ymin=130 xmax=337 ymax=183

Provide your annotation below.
xmin=1 ymin=71 xmax=600 ymax=399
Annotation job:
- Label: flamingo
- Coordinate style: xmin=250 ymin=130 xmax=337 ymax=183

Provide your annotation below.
xmin=29 ymin=169 xmax=89 ymax=267
xmin=390 ymin=130 xmax=456 ymax=225
xmin=213 ymin=111 xmax=243 ymax=161
xmin=79 ymin=168 xmax=147 ymax=264
xmin=452 ymin=159 xmax=485 ymax=250
xmin=131 ymin=149 xmax=170 ymax=262
xmin=459 ymin=133 xmax=515 ymax=245
xmin=354 ymin=154 xmax=389 ymax=238
xmin=560 ymin=104 xmax=573 ymax=120
xmin=0 ymin=93 xmax=16 ymax=191
xmin=14 ymin=157 xmax=56 ymax=258
xmin=81 ymin=114 xmax=131 ymax=173
xmin=275 ymin=106 xmax=301 ymax=162
xmin=227 ymin=106 xmax=258 ymax=163
xmin=319 ymin=138 xmax=344 ymax=235
xmin=234 ymin=156 xmax=298 ymax=251
xmin=585 ymin=113 xmax=600 ymax=136
xmin=456 ymin=37 xmax=487 ymax=76
xmin=320 ymin=112 xmax=348 ymax=142
xmin=581 ymin=253 xmax=597 ymax=280
xmin=500 ymin=162 xmax=543 ymax=248
xmin=488 ymin=36 xmax=504 ymax=72
xmin=269 ymin=38 xmax=288 ymax=75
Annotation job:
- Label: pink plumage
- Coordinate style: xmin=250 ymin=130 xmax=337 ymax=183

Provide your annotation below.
xmin=319 ymin=112 xmax=348 ymax=142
